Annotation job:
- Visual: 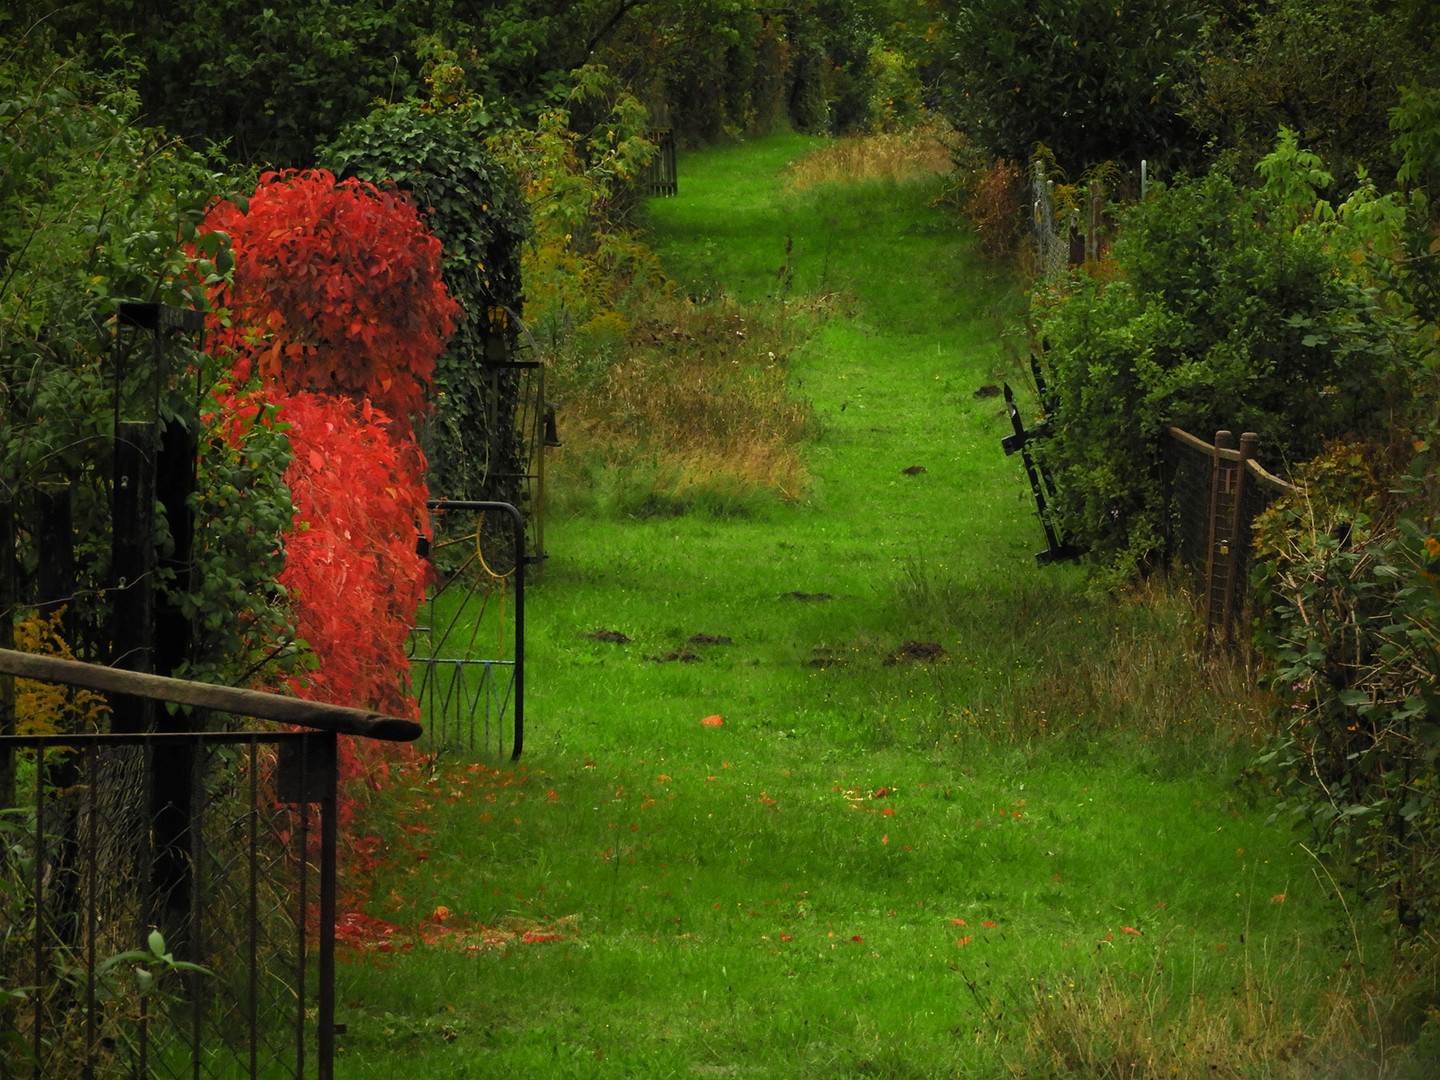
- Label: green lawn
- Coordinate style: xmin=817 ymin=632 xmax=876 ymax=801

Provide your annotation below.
xmin=334 ymin=134 xmax=1389 ymax=1079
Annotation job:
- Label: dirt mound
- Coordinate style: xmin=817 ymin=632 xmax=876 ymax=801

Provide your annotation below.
xmin=884 ymin=639 xmax=947 ymax=665
xmin=648 ymin=650 xmax=702 ymax=663
xmin=585 ymin=629 xmax=632 ymax=644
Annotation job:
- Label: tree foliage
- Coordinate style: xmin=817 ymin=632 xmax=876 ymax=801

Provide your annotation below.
xmin=0 ymin=37 xmax=295 ymax=687
xmin=203 ymin=169 xmax=460 ymax=435
xmin=203 ymin=170 xmax=452 ymax=813
xmin=940 ymin=0 xmax=1204 ymax=170
xmin=273 ymin=391 xmax=431 ymax=725
xmin=10 ymin=0 xmax=435 ymax=166
xmin=1181 ymin=0 xmax=1440 ymax=188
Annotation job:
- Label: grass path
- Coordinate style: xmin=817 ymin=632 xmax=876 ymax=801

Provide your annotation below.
xmin=337 ymin=135 xmax=1361 ymax=1079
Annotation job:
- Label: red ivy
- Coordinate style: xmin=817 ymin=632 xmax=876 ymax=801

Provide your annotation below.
xmin=275 ymin=391 xmax=432 ymax=814
xmin=203 ymin=169 xmax=460 ymax=433
xmin=202 ymin=171 xmax=458 ymax=845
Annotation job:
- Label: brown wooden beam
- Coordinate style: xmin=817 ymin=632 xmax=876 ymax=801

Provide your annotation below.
xmin=0 ymin=648 xmax=421 ymax=743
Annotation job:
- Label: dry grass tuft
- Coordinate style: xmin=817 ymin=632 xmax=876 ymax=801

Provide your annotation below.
xmin=1014 ymin=575 xmax=1274 ymax=750
xmin=546 ymin=295 xmax=816 ymax=510
xmin=783 ymin=119 xmax=957 ymax=191
xmin=1015 ymin=938 xmax=1433 ymax=1079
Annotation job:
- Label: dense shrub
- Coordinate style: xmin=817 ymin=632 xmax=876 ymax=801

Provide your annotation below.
xmin=1036 ymin=146 xmax=1413 ymax=572
xmin=0 ymin=40 xmax=295 ymax=684
xmin=203 ymin=169 xmax=458 ymax=434
xmin=1254 ymin=441 xmax=1440 ymax=931
xmin=321 ymin=101 xmax=531 ymax=503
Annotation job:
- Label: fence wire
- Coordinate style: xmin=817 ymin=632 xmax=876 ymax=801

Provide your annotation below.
xmin=0 ymin=731 xmax=329 ymax=1080
xmin=1160 ymin=427 xmax=1301 ymax=645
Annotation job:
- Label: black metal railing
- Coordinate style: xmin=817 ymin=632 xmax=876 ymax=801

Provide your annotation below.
xmin=0 ymin=649 xmax=420 ymax=1080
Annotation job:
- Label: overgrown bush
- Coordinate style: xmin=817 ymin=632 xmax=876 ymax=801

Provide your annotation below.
xmin=321 ymin=99 xmax=531 ymax=504
xmin=1035 ymin=137 xmax=1415 ymax=572
xmin=0 ymin=39 xmax=297 ymax=685
xmin=1254 ymin=439 xmax=1440 ymax=932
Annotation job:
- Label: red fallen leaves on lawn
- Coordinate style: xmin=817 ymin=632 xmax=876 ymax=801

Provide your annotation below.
xmin=956 ymin=936 xmax=972 ymax=946
xmin=701 ymin=715 xmax=724 ymax=727
xmin=1122 ymin=926 xmax=1140 ymax=935
xmin=334 ymin=908 xmax=580 ymax=952
xmin=335 ymin=911 xmax=402 ymax=948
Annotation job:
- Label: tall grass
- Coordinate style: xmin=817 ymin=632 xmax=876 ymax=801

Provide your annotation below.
xmin=781 ymin=120 xmax=958 ymax=191
xmin=546 ymin=294 xmax=817 ymax=516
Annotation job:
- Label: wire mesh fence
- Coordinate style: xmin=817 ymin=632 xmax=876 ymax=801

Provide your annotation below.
xmin=1161 ymin=426 xmax=1302 ymax=647
xmin=0 ymin=729 xmax=335 ymax=1080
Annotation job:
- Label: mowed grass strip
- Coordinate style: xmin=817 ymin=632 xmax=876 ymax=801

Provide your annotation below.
xmin=336 ymin=133 xmax=1388 ymax=1079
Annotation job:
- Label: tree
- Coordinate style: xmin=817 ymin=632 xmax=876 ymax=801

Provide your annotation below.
xmin=939 ymin=0 xmax=1204 ymax=170
xmin=1181 ymin=0 xmax=1438 ymax=189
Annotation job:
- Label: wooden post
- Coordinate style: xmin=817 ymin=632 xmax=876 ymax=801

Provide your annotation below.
xmin=37 ymin=483 xmax=75 ymax=640
xmin=1086 ymin=180 xmax=1105 ymax=263
xmin=154 ymin=418 xmax=197 ymax=687
xmin=1222 ymin=433 xmax=1259 ymax=644
xmin=152 ymin=417 xmax=201 ymax=942
xmin=1203 ymin=431 xmax=1236 ymax=649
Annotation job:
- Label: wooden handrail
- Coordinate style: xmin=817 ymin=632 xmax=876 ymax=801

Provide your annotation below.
xmin=1164 ymin=425 xmax=1301 ymax=497
xmin=0 ymin=648 xmax=421 ymax=742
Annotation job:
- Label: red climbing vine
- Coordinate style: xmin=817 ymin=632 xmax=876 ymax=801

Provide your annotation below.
xmin=201 ymin=169 xmax=457 ymax=833
xmin=204 ymin=168 xmax=460 ymax=433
